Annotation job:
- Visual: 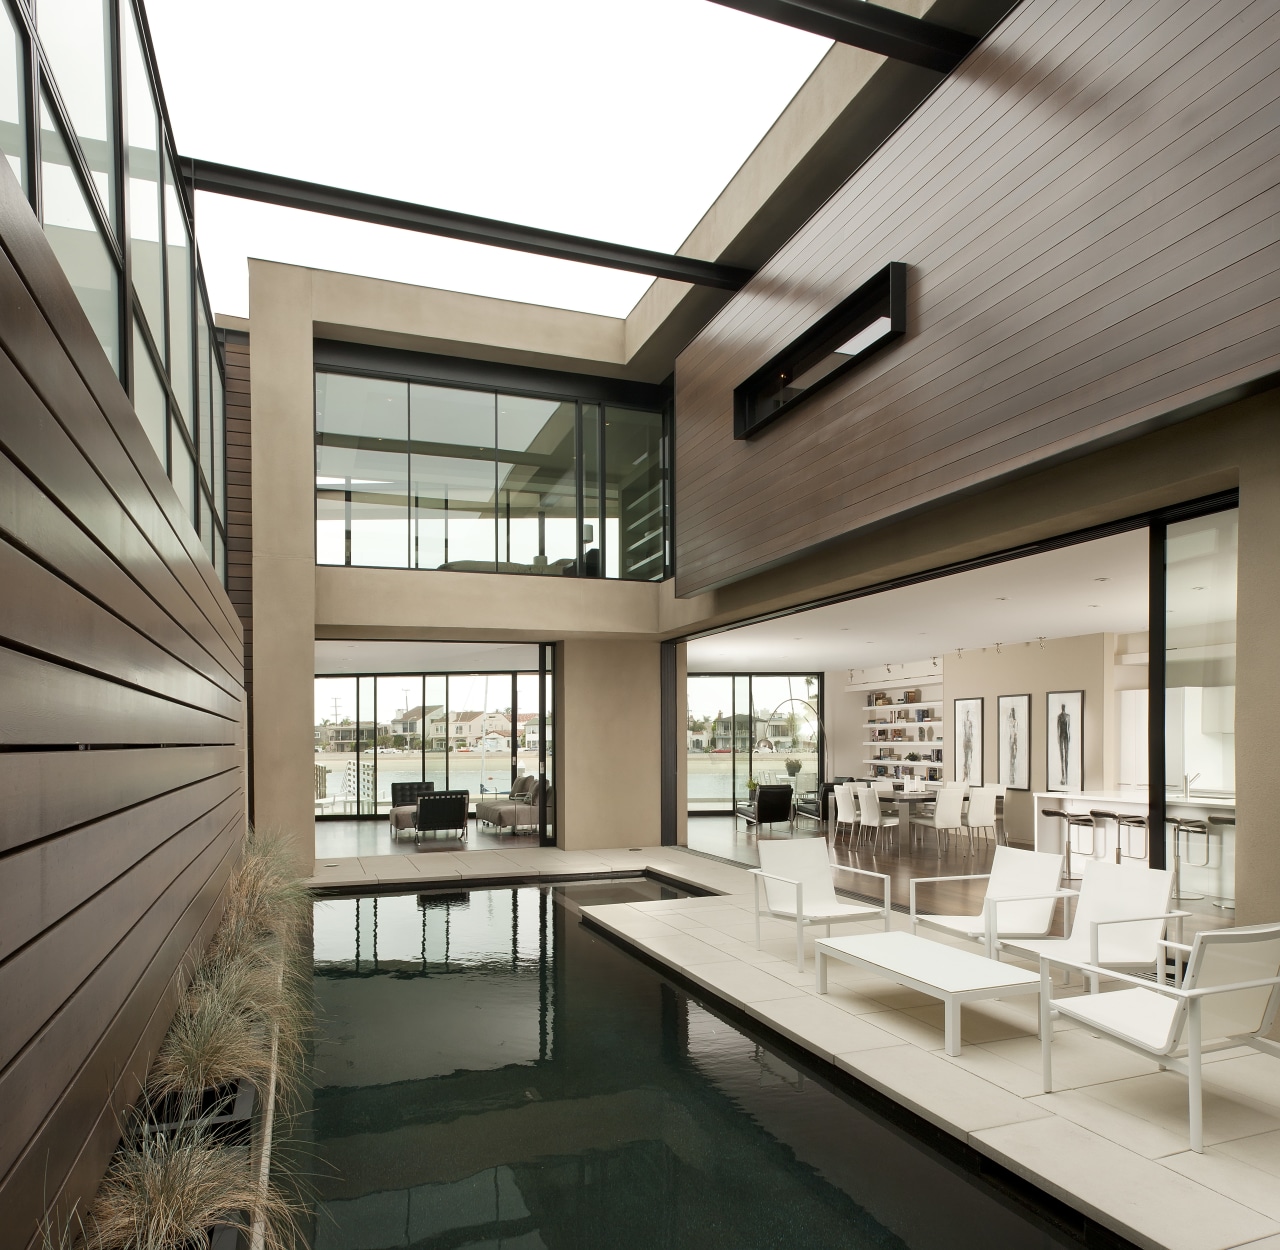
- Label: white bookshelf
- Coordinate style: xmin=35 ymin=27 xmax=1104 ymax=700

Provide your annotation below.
xmin=861 ymin=684 xmax=946 ymax=781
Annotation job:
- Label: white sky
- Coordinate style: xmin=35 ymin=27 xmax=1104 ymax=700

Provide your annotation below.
xmin=142 ymin=0 xmax=830 ymax=320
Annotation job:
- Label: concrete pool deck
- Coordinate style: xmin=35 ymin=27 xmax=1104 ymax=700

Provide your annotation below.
xmin=307 ymin=846 xmax=1280 ymax=1250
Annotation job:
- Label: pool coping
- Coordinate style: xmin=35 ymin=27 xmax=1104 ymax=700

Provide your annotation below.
xmin=306 ymin=846 xmax=1280 ymax=1250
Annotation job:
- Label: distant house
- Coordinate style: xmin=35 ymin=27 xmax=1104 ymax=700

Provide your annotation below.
xmin=425 ymin=708 xmax=512 ymax=749
xmin=391 ymin=704 xmax=441 ymax=736
xmin=313 ymin=721 xmax=388 ymax=751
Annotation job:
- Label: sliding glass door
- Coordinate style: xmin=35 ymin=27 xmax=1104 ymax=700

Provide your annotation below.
xmin=686 ymin=673 xmax=822 ymax=815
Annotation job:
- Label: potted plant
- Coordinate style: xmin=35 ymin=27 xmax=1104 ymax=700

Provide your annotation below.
xmin=784 ymin=757 xmax=802 ymax=777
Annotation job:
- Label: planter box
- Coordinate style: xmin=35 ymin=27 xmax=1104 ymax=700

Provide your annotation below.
xmin=146 ymin=1078 xmax=256 ymax=1147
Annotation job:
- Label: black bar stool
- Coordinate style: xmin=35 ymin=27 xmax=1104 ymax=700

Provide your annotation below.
xmin=1042 ymin=808 xmax=1096 ymax=881
xmin=1117 ymin=812 xmax=1148 ymax=860
xmin=1208 ymin=815 xmax=1236 ymax=911
xmin=1166 ymin=817 xmax=1208 ymax=904
xmin=1089 ymin=809 xmax=1118 ymax=862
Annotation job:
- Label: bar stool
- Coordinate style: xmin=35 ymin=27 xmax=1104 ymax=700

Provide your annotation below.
xmin=1116 ymin=812 xmax=1149 ymax=861
xmin=1089 ymin=809 xmax=1119 ymax=862
xmin=1041 ymin=808 xmax=1096 ymax=881
xmin=1208 ymin=815 xmax=1236 ymax=911
xmin=1166 ymin=817 xmax=1208 ymax=904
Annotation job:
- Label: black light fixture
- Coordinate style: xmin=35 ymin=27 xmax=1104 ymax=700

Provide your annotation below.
xmin=734 ymin=262 xmax=906 ymax=439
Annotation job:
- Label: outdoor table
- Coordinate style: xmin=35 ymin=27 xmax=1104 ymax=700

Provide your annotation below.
xmin=814 ymin=931 xmax=1041 ymax=1056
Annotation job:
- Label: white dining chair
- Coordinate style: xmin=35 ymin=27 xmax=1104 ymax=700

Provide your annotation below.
xmin=961 ymin=785 xmax=1000 ymax=853
xmin=858 ymin=786 xmax=900 ymax=851
xmin=911 ymin=786 xmax=965 ymax=854
xmin=833 ymin=782 xmax=858 ymax=842
xmin=1040 ymin=923 xmax=1280 ymax=1152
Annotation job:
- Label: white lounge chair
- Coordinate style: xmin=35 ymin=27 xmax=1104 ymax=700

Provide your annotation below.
xmin=910 ymin=845 xmax=1068 ymax=958
xmin=999 ymin=859 xmax=1188 ymax=988
xmin=1040 ymin=923 xmax=1280 ymax=1152
xmin=752 ymin=837 xmax=891 ymax=969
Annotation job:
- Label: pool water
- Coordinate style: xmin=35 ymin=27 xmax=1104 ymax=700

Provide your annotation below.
xmin=301 ymin=881 xmax=1081 ymax=1250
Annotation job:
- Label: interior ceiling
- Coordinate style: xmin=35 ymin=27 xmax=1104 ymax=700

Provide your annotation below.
xmin=687 ymin=530 xmax=1152 ymax=673
xmin=315 ymin=640 xmax=542 ymax=675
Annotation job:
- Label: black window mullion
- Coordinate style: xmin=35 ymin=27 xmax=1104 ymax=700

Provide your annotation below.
xmin=1148 ymin=522 xmax=1167 ymax=870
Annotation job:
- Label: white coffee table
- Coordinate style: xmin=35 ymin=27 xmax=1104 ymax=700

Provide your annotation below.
xmin=814 ymin=930 xmax=1041 ymax=1056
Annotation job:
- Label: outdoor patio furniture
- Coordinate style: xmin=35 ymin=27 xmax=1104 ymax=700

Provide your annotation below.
xmin=389 ymin=781 xmax=436 ymax=839
xmin=816 ymin=931 xmax=1042 ymax=1057
xmin=752 ymin=837 xmax=890 ymax=969
xmin=998 ymin=859 xmax=1187 ymax=988
xmin=909 ymin=845 xmax=1068 ymax=958
xmin=413 ymin=790 xmax=470 ymax=844
xmin=735 ymin=783 xmax=793 ymax=834
xmin=1040 ymin=923 xmax=1280 ymax=1151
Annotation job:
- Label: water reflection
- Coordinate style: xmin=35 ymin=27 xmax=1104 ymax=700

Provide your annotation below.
xmin=304 ymin=884 xmax=1073 ymax=1250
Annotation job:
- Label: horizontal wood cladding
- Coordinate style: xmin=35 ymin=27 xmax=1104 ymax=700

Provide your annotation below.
xmin=673 ymin=0 xmax=1280 ymax=594
xmin=223 ymin=333 xmax=253 ymax=815
xmin=0 ymin=155 xmax=246 ymax=1249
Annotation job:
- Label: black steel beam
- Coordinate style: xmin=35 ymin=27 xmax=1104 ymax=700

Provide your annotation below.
xmin=179 ymin=158 xmax=753 ymax=291
xmin=708 ymin=0 xmax=977 ymax=72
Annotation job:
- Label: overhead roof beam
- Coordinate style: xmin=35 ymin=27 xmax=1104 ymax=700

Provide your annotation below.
xmin=707 ymin=0 xmax=977 ymax=72
xmin=179 ymin=158 xmax=753 ymax=291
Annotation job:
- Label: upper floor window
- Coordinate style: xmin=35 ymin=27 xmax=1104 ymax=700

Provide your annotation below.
xmin=315 ymin=370 xmax=668 ymax=581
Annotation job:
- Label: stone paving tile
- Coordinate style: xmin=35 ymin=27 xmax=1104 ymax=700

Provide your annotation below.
xmin=1162 ymin=1149 xmax=1280 ymax=1222
xmin=751 ymin=994 xmax=902 ymax=1061
xmin=684 ymin=960 xmax=811 ymax=1005
xmin=581 ymin=904 xmax=681 ymax=941
xmin=840 ymin=1045 xmax=1052 ymax=1137
xmin=987 ymin=1027 xmax=1162 ymax=1089
xmin=973 ymin=1117 xmax=1280 ymax=1250
xmin=1081 ymin=1070 xmax=1280 ymax=1151
xmin=639 ymin=933 xmax=740 ymax=966
xmin=1030 ymin=1088 xmax=1193 ymax=1159
xmin=943 ymin=1044 xmax=1049 ymax=1098
xmin=1215 ymin=1129 xmax=1280 ymax=1179
xmin=899 ymin=997 xmax=1038 ymax=1045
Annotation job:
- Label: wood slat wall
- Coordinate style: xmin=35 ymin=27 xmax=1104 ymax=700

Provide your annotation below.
xmin=0 ymin=153 xmax=247 ymax=1250
xmin=223 ymin=331 xmax=253 ymax=813
xmin=673 ymin=0 xmax=1280 ymax=595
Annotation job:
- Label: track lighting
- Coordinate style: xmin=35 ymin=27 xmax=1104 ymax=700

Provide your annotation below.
xmin=995 ymin=641 xmax=1002 ymax=655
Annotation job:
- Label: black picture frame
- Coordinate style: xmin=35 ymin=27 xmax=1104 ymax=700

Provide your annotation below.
xmin=997 ymin=693 xmax=1031 ymax=790
xmin=1046 ymin=691 xmax=1084 ymax=793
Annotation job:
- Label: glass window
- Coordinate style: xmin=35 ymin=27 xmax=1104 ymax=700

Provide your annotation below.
xmin=497 ymin=395 xmax=576 ymax=573
xmin=687 ymin=675 xmax=734 ymax=813
xmin=1165 ymin=508 xmax=1237 ymax=911
xmin=122 ymin=0 xmax=163 ymax=338
xmin=164 ymin=160 xmax=193 ymax=426
xmin=580 ymin=402 xmax=601 ymax=577
xmin=169 ymin=416 xmax=195 ymax=519
xmin=40 ymin=94 xmax=118 ymax=370
xmin=0 ymin=0 xmax=25 ymax=192
xmin=315 ymin=677 xmax=358 ymax=815
xmin=213 ymin=527 xmax=224 ymax=586
xmin=316 ymin=371 xmax=408 ymax=567
xmin=422 ymin=675 xmax=446 ymax=791
xmin=131 ymin=322 xmax=165 ymax=460
xmin=410 ymin=383 xmax=495 ymax=570
xmin=603 ymin=406 xmax=664 ymax=580
xmin=197 ymin=300 xmax=212 ymax=484
xmin=211 ymin=350 xmax=224 ymax=519
xmin=36 ymin=0 xmax=115 ymax=225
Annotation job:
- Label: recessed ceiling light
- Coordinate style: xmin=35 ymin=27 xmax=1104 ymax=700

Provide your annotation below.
xmin=1191 ymin=585 xmax=1205 ymax=590
xmin=1087 ymin=604 xmax=1099 ymax=608
xmin=995 ymin=596 xmax=1007 ymax=601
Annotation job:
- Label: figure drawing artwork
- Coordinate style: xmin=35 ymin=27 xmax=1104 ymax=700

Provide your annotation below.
xmin=998 ymin=694 xmax=1031 ymax=790
xmin=953 ymin=697 xmax=983 ymax=786
xmin=1046 ymin=690 xmax=1084 ymax=792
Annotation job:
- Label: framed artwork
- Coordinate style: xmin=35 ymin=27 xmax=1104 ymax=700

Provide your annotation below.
xmin=998 ymin=694 xmax=1031 ymax=790
xmin=953 ymin=697 xmax=984 ymax=786
xmin=1046 ymin=691 xmax=1084 ymax=792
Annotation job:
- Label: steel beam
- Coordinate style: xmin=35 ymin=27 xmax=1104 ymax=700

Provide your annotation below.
xmin=708 ymin=0 xmax=977 ymax=72
xmin=179 ymin=158 xmax=753 ymax=291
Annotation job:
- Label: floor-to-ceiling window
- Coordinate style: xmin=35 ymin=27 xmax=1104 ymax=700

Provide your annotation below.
xmin=686 ymin=673 xmax=822 ymax=814
xmin=315 ymin=658 xmax=555 ymax=845
xmin=1158 ymin=505 xmax=1237 ymax=910
xmin=315 ymin=369 xmax=668 ymax=580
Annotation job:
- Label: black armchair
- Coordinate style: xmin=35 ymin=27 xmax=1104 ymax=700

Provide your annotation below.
xmin=414 ymin=790 xmax=469 ymax=844
xmin=735 ymin=783 xmax=794 ymax=834
xmin=389 ymin=781 xmax=436 ymax=839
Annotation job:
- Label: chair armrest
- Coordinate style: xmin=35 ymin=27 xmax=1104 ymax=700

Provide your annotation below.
xmin=1040 ymin=955 xmax=1187 ymax=997
xmin=1089 ymin=911 xmax=1192 ymax=964
xmin=749 ymin=869 xmax=800 ymax=887
xmin=1157 ymin=939 xmax=1193 ymax=953
xmin=1185 ymin=976 xmax=1280 ymax=998
xmin=837 ymin=865 xmax=891 ymax=920
xmin=910 ymin=873 xmax=991 ymax=921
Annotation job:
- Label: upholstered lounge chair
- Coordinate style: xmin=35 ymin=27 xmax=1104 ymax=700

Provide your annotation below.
xmin=389 ymin=781 xmax=435 ymax=839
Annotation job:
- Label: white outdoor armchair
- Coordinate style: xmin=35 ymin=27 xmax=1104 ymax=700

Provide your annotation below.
xmin=998 ymin=859 xmax=1187 ymax=986
xmin=910 ymin=845 xmax=1068 ymax=958
xmin=753 ymin=837 xmax=891 ymax=969
xmin=1040 ymin=923 xmax=1280 ymax=1152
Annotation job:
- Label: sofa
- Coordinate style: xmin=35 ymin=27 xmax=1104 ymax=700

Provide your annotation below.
xmin=475 ymin=775 xmax=548 ymax=834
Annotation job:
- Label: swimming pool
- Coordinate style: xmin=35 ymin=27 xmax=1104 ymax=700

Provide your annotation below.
xmin=303 ymin=880 xmax=1092 ymax=1249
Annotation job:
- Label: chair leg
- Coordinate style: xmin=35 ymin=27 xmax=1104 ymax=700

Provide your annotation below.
xmin=1040 ymin=963 xmax=1053 ymax=1093
xmin=1188 ymin=1000 xmax=1204 ymax=1152
xmin=796 ymin=916 xmax=805 ymax=971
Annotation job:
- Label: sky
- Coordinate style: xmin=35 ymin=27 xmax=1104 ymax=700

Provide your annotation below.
xmin=142 ymin=0 xmax=830 ymax=320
